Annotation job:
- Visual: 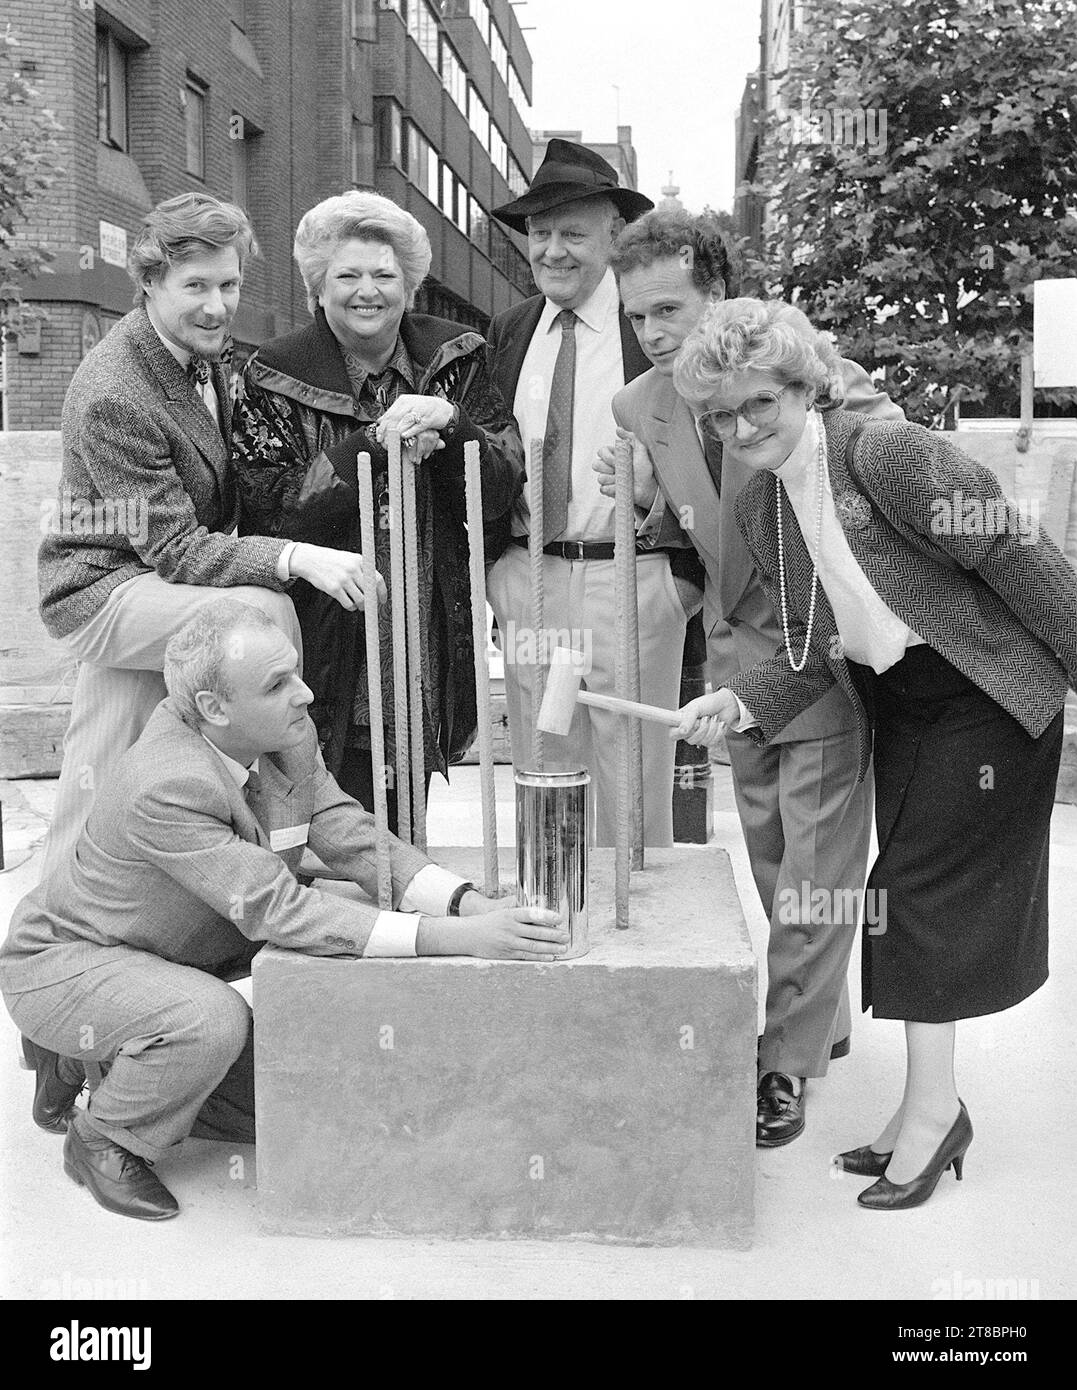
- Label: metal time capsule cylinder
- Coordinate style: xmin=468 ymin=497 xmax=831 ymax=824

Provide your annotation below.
xmin=515 ymin=767 xmax=590 ymax=960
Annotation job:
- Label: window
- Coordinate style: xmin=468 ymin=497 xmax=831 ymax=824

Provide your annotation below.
xmin=96 ymin=27 xmax=129 ymax=151
xmin=352 ymin=0 xmax=376 ymax=41
xmin=469 ymin=195 xmax=489 ymax=255
xmin=470 ymin=0 xmax=491 ymax=44
xmin=440 ymin=163 xmax=469 ymax=235
xmin=406 ymin=0 xmax=440 ymax=70
xmin=374 ymin=98 xmax=404 ymax=167
xmin=454 ymin=176 xmax=470 ymax=235
xmin=439 ymin=162 xmax=453 ymax=220
xmin=490 ymin=22 xmax=508 ymax=84
xmin=351 ymin=117 xmax=373 ymax=186
xmin=184 ymin=76 xmax=207 ymax=179
xmin=439 ymin=36 xmax=467 ymax=115
xmin=507 ymin=155 xmax=529 ymax=197
xmin=467 ymin=83 xmax=489 ymax=146
xmin=404 ymin=120 xmax=439 ymax=204
xmin=489 ymin=122 xmax=507 ymax=181
xmin=440 ymin=0 xmax=489 ymax=38
xmin=491 ymin=224 xmax=533 ymax=295
xmin=508 ymin=62 xmax=530 ymax=120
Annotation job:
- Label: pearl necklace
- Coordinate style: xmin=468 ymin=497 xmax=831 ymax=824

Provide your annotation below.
xmin=775 ymin=421 xmax=826 ymax=673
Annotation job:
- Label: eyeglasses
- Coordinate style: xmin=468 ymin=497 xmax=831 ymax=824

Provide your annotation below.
xmin=697 ymin=384 xmax=798 ymax=441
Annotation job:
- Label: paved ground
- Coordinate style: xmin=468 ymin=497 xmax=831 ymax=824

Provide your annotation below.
xmin=1 ymin=766 xmax=1074 ymax=1301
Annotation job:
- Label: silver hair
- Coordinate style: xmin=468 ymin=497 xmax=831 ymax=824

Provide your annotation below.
xmin=674 ymin=297 xmax=845 ymax=405
xmin=163 ymin=598 xmax=276 ymax=728
xmin=293 ymin=191 xmax=432 ymax=314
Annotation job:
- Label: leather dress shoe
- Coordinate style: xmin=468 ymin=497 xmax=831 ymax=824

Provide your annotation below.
xmin=20 ymin=1036 xmax=85 ymax=1135
xmin=833 ymin=1143 xmax=892 ymax=1177
xmin=756 ymin=1071 xmax=806 ymax=1147
xmin=63 ymin=1118 xmax=179 ymax=1221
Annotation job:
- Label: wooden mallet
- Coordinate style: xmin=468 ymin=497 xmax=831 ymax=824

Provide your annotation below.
xmin=536 ymin=646 xmax=684 ymax=736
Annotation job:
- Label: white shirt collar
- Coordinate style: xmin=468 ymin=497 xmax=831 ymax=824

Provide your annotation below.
xmin=200 ymin=732 xmax=259 ymax=788
xmin=539 ymin=267 xmax=619 ymax=336
xmin=148 ymin=315 xmax=193 ymax=370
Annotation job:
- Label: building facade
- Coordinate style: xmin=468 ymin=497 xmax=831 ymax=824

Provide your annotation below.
xmin=2 ymin=0 xmax=534 ymax=430
xmin=531 ymin=126 xmax=640 ymax=192
xmin=733 ymin=0 xmax=803 ymax=251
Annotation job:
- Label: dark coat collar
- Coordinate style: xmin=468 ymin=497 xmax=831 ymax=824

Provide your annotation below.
xmin=251 ymin=307 xmax=483 ymax=400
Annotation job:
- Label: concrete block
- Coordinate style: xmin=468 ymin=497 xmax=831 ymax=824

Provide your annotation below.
xmin=254 ymin=847 xmax=756 ymax=1247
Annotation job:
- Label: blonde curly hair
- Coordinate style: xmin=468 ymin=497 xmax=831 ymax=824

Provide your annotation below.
xmin=674 ymin=297 xmax=845 ymax=406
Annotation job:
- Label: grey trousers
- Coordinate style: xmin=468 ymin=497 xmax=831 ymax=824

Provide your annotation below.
xmin=40 ymin=572 xmax=301 ymax=881
xmin=5 ymin=944 xmax=258 ymax=1160
xmin=726 ymin=728 xmax=874 ymax=1079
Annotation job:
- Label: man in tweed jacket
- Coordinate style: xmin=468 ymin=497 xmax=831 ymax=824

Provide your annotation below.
xmin=38 ymin=193 xmax=373 ymax=880
xmin=2 ymin=599 xmax=565 ymax=1222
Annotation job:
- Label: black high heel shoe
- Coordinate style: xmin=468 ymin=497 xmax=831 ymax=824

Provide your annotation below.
xmin=857 ymin=1102 xmax=973 ymax=1210
xmin=833 ymin=1144 xmax=892 ymax=1177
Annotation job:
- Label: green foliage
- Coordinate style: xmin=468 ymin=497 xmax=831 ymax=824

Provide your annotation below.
xmin=740 ymin=0 xmax=1077 ymax=425
xmin=0 ymin=25 xmax=63 ymax=334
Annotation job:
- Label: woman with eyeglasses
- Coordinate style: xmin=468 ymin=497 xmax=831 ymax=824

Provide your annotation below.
xmin=671 ymin=297 xmax=1077 ymax=1210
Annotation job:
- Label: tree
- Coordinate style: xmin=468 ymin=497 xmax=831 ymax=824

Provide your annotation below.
xmin=741 ymin=0 xmax=1077 ymax=426
xmin=0 ymin=25 xmax=63 ymax=336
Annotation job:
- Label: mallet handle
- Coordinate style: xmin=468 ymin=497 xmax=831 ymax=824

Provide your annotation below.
xmin=575 ymin=690 xmax=683 ymax=728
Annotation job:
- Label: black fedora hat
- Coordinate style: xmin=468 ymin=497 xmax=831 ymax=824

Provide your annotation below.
xmin=492 ymin=138 xmax=654 ymax=234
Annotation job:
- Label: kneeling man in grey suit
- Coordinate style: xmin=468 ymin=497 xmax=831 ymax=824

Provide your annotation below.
xmin=0 ymin=599 xmax=566 ymax=1222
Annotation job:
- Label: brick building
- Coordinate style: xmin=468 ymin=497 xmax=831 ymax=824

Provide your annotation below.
xmin=1 ymin=0 xmax=534 ymax=430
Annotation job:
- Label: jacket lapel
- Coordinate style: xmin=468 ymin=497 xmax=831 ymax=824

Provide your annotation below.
xmin=493 ymin=297 xmax=544 ymax=404
xmin=717 ymin=450 xmax=762 ymax=619
xmin=131 ymin=310 xmax=229 ymax=479
xmin=619 ymin=312 xmax=652 ymax=382
xmin=213 ymin=362 xmax=233 ymax=453
xmin=647 ymin=377 xmax=723 ymax=580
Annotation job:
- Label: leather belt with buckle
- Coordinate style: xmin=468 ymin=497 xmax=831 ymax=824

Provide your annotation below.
xmin=509 ymin=536 xmax=668 ymax=561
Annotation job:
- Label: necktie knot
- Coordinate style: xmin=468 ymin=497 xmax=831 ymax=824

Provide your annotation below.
xmin=557 ymin=309 xmax=577 ymax=335
xmin=187 ymin=356 xmax=212 ymax=386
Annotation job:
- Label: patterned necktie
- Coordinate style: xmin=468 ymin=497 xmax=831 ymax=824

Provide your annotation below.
xmin=187 ymin=356 xmax=212 ymax=386
xmin=540 ymin=309 xmax=577 ymax=542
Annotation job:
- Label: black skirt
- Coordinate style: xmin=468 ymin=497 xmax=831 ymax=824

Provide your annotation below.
xmin=851 ymin=645 xmax=1063 ymax=1022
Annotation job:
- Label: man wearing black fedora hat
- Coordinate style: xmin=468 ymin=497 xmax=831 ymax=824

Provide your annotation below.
xmin=485 ymin=139 xmax=702 ymax=846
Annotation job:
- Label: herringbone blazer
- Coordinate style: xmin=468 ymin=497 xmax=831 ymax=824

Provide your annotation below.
xmin=614 ymin=358 xmax=903 ymax=742
xmin=0 ymin=699 xmax=432 ymax=994
xmin=38 ymin=307 xmax=288 ymax=639
xmin=728 ymin=409 xmax=1077 ymax=780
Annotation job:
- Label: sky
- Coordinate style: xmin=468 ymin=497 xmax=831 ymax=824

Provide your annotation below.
xmin=520 ymin=0 xmax=763 ymax=213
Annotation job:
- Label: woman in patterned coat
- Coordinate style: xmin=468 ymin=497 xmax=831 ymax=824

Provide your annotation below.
xmin=233 ymin=192 xmax=523 ymax=833
xmin=671 ymin=297 xmax=1077 ymax=1211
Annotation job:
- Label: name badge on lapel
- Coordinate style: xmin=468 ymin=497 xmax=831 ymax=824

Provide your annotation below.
xmin=270 ymin=823 xmax=310 ymax=852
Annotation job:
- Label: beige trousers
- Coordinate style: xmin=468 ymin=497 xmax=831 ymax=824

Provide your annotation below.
xmin=487 ymin=545 xmax=687 ymax=847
